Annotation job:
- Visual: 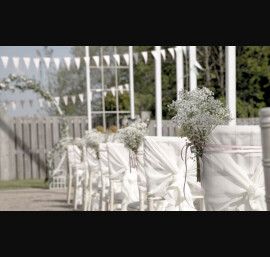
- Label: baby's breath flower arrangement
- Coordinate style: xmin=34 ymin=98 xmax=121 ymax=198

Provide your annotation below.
xmin=168 ymin=87 xmax=233 ymax=182
xmin=83 ymin=129 xmax=104 ymax=159
xmin=118 ymin=122 xmax=148 ymax=155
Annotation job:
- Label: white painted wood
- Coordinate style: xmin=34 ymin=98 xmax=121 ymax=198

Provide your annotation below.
xmin=176 ymin=46 xmax=184 ymax=98
xmin=85 ymin=46 xmax=92 ymax=131
xmin=260 ymin=107 xmax=270 ymax=211
xmin=226 ymin=46 xmax=237 ymax=126
xmin=155 ymin=46 xmax=162 ymax=137
xmin=129 ymin=46 xmax=135 ymax=120
xmin=189 ymin=46 xmax=197 ymax=91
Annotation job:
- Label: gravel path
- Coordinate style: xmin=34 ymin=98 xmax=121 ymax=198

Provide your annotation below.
xmin=0 ymin=188 xmax=74 ymax=211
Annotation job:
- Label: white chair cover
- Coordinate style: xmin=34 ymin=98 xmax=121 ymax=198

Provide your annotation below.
xmin=203 ymin=125 xmax=266 ymax=211
xmin=106 ymin=143 xmax=139 ymax=211
xmin=67 ymin=145 xmax=84 ymax=205
xmin=136 ymin=146 xmax=147 ymax=193
xmin=144 ymin=136 xmax=199 ymax=211
xmin=99 ymin=143 xmax=109 ymax=176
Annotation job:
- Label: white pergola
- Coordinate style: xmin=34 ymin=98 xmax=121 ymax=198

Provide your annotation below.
xmin=85 ymin=46 xmax=237 ymax=133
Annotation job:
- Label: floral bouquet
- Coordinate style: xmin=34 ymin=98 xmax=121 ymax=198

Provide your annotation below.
xmin=83 ymin=129 xmax=104 ymax=159
xmin=118 ymin=122 xmax=148 ymax=155
xmin=168 ymin=87 xmax=233 ymax=182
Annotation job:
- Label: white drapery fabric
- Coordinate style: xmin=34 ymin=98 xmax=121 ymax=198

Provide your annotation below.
xmin=144 ymin=136 xmax=200 ymax=211
xmin=106 ymin=143 xmax=139 ymax=211
xmin=136 ymin=146 xmax=147 ymax=193
xmin=203 ymin=126 xmax=266 ymax=211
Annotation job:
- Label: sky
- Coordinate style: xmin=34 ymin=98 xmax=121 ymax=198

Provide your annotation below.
xmin=0 ymin=46 xmax=73 ymax=116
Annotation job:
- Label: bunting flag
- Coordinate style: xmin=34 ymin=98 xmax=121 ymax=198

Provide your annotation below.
xmin=2 ymin=102 xmax=7 ymax=111
xmin=195 ymin=60 xmax=203 ymax=70
xmin=93 ymin=56 xmax=100 ymax=67
xmin=161 ymin=49 xmax=166 ymax=61
xmin=12 ymin=57 xmax=20 ymax=70
xmin=103 ymin=91 xmax=107 ymax=97
xmin=141 ymin=52 xmax=148 ymax=64
xmin=47 ymin=101 xmax=51 ymax=108
xmin=11 ymin=101 xmax=16 ymax=111
xmin=44 ymin=57 xmax=51 ymax=69
xmin=74 ymin=58 xmax=81 ymax=70
xmin=78 ymin=94 xmax=84 ymax=103
xmin=54 ymin=58 xmax=61 ymax=70
xmin=124 ymin=84 xmax=129 ymax=91
xmin=29 ymin=99 xmax=33 ymax=107
xmin=111 ymin=87 xmax=116 ymax=97
xmin=118 ymin=85 xmax=124 ymax=94
xmin=20 ymin=100 xmax=25 ymax=108
xmin=151 ymin=51 xmax=158 ymax=61
xmin=103 ymin=55 xmax=110 ymax=66
xmin=133 ymin=53 xmax=139 ymax=64
xmin=168 ymin=48 xmax=175 ymax=60
xmin=63 ymin=96 xmax=68 ymax=106
xmin=84 ymin=57 xmax=90 ymax=66
xmin=54 ymin=97 xmax=60 ymax=105
xmin=1 ymin=56 xmax=9 ymax=69
xmin=23 ymin=58 xmax=31 ymax=70
xmin=71 ymin=95 xmax=76 ymax=104
xmin=33 ymin=58 xmax=40 ymax=71
xmin=64 ymin=57 xmax=71 ymax=70
xmin=113 ymin=54 xmax=121 ymax=66
xmin=123 ymin=54 xmax=129 ymax=66
xmin=38 ymin=98 xmax=44 ymax=108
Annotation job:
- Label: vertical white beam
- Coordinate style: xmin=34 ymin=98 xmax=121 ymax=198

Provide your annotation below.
xmin=176 ymin=46 xmax=184 ymax=99
xmin=226 ymin=46 xmax=236 ymax=126
xmin=155 ymin=46 xmax=162 ymax=137
xmin=189 ymin=46 xmax=197 ymax=91
xmin=129 ymin=46 xmax=135 ymax=120
xmin=85 ymin=46 xmax=92 ymax=131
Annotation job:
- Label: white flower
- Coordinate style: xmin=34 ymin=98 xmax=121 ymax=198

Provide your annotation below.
xmin=118 ymin=122 xmax=148 ymax=154
xmin=0 ymin=83 xmax=6 ymax=89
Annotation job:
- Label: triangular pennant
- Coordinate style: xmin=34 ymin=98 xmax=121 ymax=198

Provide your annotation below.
xmin=2 ymin=102 xmax=7 ymax=111
xmin=54 ymin=97 xmax=60 ymax=105
xmin=29 ymin=100 xmax=33 ymax=107
xmin=20 ymin=100 xmax=25 ymax=108
xmin=103 ymin=91 xmax=107 ymax=97
xmin=38 ymin=98 xmax=44 ymax=108
xmin=78 ymin=94 xmax=84 ymax=103
xmin=12 ymin=57 xmax=20 ymax=70
xmin=74 ymin=58 xmax=81 ymax=70
xmin=118 ymin=85 xmax=124 ymax=94
xmin=133 ymin=53 xmax=139 ymax=64
xmin=47 ymin=101 xmax=51 ymax=108
xmin=33 ymin=58 xmax=40 ymax=71
xmin=11 ymin=101 xmax=16 ymax=111
xmin=111 ymin=87 xmax=116 ymax=97
xmin=71 ymin=95 xmax=76 ymax=104
xmin=124 ymin=83 xmax=129 ymax=91
xmin=113 ymin=54 xmax=120 ymax=66
xmin=161 ymin=49 xmax=166 ymax=61
xmin=43 ymin=57 xmax=51 ymax=69
xmin=64 ymin=57 xmax=71 ymax=70
xmin=195 ymin=60 xmax=203 ymax=70
xmin=93 ymin=56 xmax=100 ymax=67
xmin=168 ymin=48 xmax=175 ymax=60
xmin=54 ymin=58 xmax=61 ymax=70
xmin=141 ymin=52 xmax=148 ymax=64
xmin=84 ymin=57 xmax=90 ymax=66
xmin=151 ymin=51 xmax=158 ymax=61
xmin=123 ymin=54 xmax=129 ymax=66
xmin=103 ymin=55 xmax=110 ymax=66
xmin=1 ymin=56 xmax=9 ymax=69
xmin=63 ymin=96 xmax=68 ymax=106
xmin=23 ymin=57 xmax=31 ymax=70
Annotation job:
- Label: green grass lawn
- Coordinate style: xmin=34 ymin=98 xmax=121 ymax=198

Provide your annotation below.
xmin=0 ymin=179 xmax=49 ymax=191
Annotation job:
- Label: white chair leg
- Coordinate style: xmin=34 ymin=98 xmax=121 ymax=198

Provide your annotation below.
xmin=100 ymin=176 xmax=106 ymax=211
xmin=148 ymin=197 xmax=154 ymax=211
xmin=200 ymin=198 xmax=206 ymax=211
xmin=110 ymin=180 xmax=115 ymax=211
xmin=139 ymin=191 xmax=145 ymax=211
xmin=73 ymin=172 xmax=79 ymax=210
xmin=87 ymin=172 xmax=93 ymax=211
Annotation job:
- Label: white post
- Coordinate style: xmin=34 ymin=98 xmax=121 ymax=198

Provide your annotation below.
xmin=155 ymin=46 xmax=162 ymax=137
xmin=85 ymin=46 xmax=92 ymax=131
xmin=259 ymin=108 xmax=270 ymax=211
xmin=226 ymin=46 xmax=236 ymax=126
xmin=189 ymin=46 xmax=197 ymax=91
xmin=129 ymin=46 xmax=135 ymax=120
xmin=176 ymin=46 xmax=184 ymax=99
